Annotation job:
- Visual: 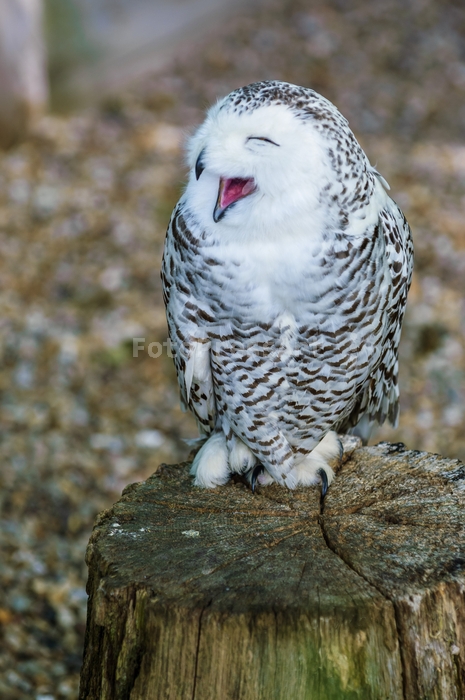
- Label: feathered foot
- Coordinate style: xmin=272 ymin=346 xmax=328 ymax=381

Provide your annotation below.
xmin=246 ymin=431 xmax=342 ymax=495
xmin=227 ymin=434 xmax=257 ymax=474
xmin=289 ymin=431 xmax=342 ymax=493
xmin=190 ymin=432 xmax=230 ymax=488
xmin=190 ymin=431 xmax=258 ymax=488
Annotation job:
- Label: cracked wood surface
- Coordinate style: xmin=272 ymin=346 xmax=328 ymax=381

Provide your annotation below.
xmin=79 ymin=443 xmax=465 ymax=700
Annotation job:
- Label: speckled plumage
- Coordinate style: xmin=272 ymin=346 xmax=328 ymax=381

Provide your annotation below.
xmin=161 ymin=81 xmax=413 ymax=490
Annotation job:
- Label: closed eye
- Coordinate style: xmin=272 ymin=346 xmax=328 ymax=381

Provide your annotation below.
xmin=246 ymin=136 xmax=280 ymax=146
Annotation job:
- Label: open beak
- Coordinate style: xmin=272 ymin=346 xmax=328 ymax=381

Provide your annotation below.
xmin=213 ymin=177 xmax=257 ymax=222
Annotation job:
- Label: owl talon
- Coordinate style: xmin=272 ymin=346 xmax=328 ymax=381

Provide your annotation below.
xmin=317 ymin=468 xmax=329 ymax=498
xmin=251 ymin=464 xmax=264 ymax=493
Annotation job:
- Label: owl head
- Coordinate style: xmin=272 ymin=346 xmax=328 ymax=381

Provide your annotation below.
xmin=184 ymin=81 xmax=381 ymax=240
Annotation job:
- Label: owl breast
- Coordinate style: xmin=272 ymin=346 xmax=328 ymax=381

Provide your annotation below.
xmin=185 ymin=213 xmax=390 ymax=451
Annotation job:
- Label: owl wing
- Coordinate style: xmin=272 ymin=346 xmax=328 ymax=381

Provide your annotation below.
xmin=340 ymin=197 xmax=414 ymax=439
xmin=161 ymin=206 xmax=217 ymax=435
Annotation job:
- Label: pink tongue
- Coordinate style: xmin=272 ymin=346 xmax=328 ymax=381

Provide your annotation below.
xmin=220 ymin=178 xmax=255 ymax=209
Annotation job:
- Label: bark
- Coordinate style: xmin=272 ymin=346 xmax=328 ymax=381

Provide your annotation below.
xmin=80 ymin=441 xmax=465 ymax=699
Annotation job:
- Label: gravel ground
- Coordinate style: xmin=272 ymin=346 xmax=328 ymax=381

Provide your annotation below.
xmin=1 ymin=0 xmax=464 ymax=697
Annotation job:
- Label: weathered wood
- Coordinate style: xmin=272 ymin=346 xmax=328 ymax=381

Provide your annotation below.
xmin=79 ymin=442 xmax=465 ymax=700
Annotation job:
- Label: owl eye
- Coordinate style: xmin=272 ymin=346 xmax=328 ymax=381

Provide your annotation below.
xmin=246 ymin=136 xmax=280 ymax=147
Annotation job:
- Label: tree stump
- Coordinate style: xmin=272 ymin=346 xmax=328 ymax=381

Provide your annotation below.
xmin=79 ymin=442 xmax=465 ymax=700
xmin=0 ymin=0 xmax=48 ymax=148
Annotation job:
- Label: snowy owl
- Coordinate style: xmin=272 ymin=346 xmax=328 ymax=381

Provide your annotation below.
xmin=161 ymin=80 xmax=413 ymax=493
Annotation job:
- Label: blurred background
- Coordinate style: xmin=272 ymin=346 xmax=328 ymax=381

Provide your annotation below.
xmin=0 ymin=0 xmax=464 ymax=697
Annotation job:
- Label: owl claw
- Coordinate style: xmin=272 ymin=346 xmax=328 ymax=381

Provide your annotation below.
xmin=317 ymin=468 xmax=329 ymax=498
xmin=250 ymin=464 xmax=264 ymax=493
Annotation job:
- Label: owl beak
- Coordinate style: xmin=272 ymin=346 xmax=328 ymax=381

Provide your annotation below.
xmin=213 ymin=177 xmax=256 ymax=222
xmin=195 ymin=149 xmax=206 ymax=180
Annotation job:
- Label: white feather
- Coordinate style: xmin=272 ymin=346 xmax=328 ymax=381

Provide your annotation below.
xmin=184 ymin=340 xmax=211 ymax=400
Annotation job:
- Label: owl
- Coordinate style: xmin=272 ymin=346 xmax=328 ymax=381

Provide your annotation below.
xmin=161 ymin=81 xmax=413 ymax=493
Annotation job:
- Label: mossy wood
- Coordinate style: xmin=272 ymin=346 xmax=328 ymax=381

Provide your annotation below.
xmin=80 ymin=443 xmax=465 ymax=700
